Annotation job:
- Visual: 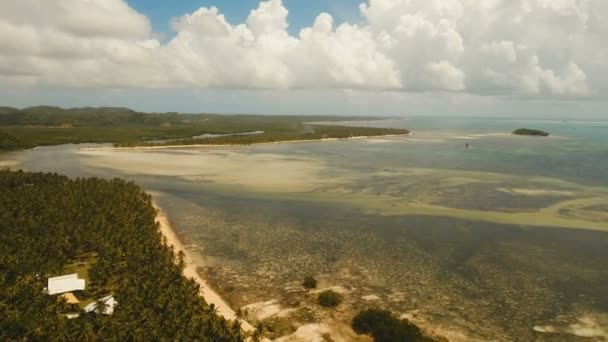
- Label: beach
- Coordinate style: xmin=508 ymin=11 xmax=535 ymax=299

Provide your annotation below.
xmin=152 ymin=198 xmax=255 ymax=333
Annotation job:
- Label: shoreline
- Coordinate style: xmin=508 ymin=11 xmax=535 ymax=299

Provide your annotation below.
xmin=80 ymin=133 xmax=412 ymax=151
xmin=152 ymin=198 xmax=255 ymax=332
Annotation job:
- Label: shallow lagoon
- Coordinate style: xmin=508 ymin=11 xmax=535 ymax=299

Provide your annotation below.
xmin=4 ymin=117 xmax=608 ymax=340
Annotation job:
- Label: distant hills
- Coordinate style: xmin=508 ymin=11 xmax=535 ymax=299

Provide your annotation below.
xmin=0 ymin=106 xmax=183 ymax=127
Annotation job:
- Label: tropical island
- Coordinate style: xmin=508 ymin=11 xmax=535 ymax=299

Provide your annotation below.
xmin=0 ymin=170 xmax=435 ymax=341
xmin=512 ymin=128 xmax=550 ymax=136
xmin=0 ymin=106 xmax=409 ymax=151
xmin=0 ymin=109 xmax=435 ymax=341
xmin=0 ymin=170 xmax=244 ymax=341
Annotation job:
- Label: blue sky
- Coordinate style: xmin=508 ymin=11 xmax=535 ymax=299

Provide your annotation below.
xmin=126 ymin=0 xmax=363 ymax=38
xmin=0 ymin=0 xmax=605 ymax=116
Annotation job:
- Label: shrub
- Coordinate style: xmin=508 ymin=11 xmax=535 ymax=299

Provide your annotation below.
xmin=318 ymin=290 xmax=342 ymax=307
xmin=303 ymin=276 xmax=317 ymax=289
xmin=512 ymin=128 xmax=549 ymax=136
xmin=352 ymin=309 xmax=431 ymax=342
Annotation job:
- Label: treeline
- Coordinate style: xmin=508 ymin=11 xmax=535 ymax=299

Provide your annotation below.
xmin=0 ymin=131 xmax=26 ymax=150
xmin=0 ymin=106 xmax=185 ymax=127
xmin=0 ymin=106 xmax=389 ymax=150
xmin=0 ymin=106 xmax=369 ymax=128
xmin=123 ymin=125 xmax=410 ymax=147
xmin=0 ymin=170 xmax=244 ymax=341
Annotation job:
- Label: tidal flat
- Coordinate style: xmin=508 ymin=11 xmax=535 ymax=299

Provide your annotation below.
xmin=5 ymin=117 xmax=608 ymax=341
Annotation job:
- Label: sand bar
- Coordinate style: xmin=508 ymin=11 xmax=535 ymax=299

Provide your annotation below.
xmin=81 ymin=133 xmax=411 ymax=151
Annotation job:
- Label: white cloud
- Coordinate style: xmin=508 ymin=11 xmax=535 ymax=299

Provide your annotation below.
xmin=0 ymin=0 xmax=606 ymax=98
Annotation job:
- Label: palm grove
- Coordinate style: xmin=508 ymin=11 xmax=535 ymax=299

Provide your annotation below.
xmin=0 ymin=170 xmax=244 ymax=341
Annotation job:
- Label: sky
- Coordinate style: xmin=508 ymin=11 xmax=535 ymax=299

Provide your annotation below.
xmin=0 ymin=0 xmax=607 ymax=117
xmin=126 ymin=0 xmax=363 ymax=38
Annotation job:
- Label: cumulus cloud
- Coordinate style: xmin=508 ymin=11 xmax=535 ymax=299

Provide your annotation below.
xmin=0 ymin=0 xmax=606 ymax=98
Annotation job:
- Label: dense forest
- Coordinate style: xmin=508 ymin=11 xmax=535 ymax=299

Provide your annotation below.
xmin=0 ymin=131 xmax=24 ymax=150
xmin=0 ymin=170 xmax=244 ymax=341
xmin=0 ymin=106 xmax=400 ymax=150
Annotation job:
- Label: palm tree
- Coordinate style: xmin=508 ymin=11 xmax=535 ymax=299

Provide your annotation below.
xmin=208 ymin=303 xmax=218 ymax=315
xmin=212 ymin=319 xmax=229 ymax=339
xmin=235 ymin=307 xmax=245 ymax=322
xmin=94 ymin=297 xmax=110 ymax=315
xmin=251 ymin=322 xmax=267 ymax=342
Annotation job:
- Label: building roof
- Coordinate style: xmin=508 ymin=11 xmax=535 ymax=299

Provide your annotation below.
xmin=61 ymin=292 xmax=80 ymax=304
xmin=84 ymin=295 xmax=117 ymax=315
xmin=47 ymin=274 xmax=85 ymax=295
xmin=65 ymin=313 xmax=80 ymax=320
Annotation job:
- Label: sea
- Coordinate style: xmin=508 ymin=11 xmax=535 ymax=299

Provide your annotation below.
xmin=3 ymin=117 xmax=608 ymax=341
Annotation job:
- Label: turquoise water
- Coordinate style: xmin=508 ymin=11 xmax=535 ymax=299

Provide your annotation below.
xmin=3 ymin=118 xmax=608 ymax=340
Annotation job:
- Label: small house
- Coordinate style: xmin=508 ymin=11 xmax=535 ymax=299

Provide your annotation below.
xmin=84 ymin=295 xmax=117 ymax=315
xmin=47 ymin=274 xmax=85 ymax=295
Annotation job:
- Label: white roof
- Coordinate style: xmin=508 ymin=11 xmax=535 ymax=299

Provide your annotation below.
xmin=47 ymin=274 xmax=85 ymax=295
xmin=84 ymin=296 xmax=117 ymax=315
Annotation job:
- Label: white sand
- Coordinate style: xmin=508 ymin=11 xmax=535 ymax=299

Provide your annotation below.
xmin=243 ymin=300 xmax=295 ymax=320
xmin=310 ymin=286 xmax=351 ymax=295
xmin=275 ymin=324 xmax=332 ymax=342
xmin=534 ymin=316 xmax=608 ymax=340
xmin=0 ymin=160 xmax=19 ymax=168
xmin=81 ymin=133 xmax=411 ymax=152
xmin=153 ymin=199 xmax=254 ymax=332
xmin=497 ymin=187 xmax=574 ymax=197
xmin=361 ymin=294 xmax=380 ymax=301
xmin=450 ymin=136 xmax=481 ymax=140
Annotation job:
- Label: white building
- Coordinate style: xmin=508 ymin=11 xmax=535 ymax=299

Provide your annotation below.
xmin=84 ymin=296 xmax=117 ymax=315
xmin=47 ymin=274 xmax=85 ymax=295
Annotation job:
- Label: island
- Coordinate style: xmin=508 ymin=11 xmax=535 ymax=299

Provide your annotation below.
xmin=512 ymin=128 xmax=550 ymax=137
xmin=0 ymin=170 xmax=245 ymax=341
xmin=0 ymin=106 xmax=409 ymax=151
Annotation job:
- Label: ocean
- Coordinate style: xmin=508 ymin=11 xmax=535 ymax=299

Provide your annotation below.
xmin=4 ymin=117 xmax=608 ymax=340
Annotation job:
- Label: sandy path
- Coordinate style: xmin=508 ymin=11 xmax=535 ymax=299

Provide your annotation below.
xmin=152 ymin=200 xmax=255 ymax=332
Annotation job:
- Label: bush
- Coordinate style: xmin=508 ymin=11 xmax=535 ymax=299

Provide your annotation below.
xmin=512 ymin=128 xmax=549 ymax=136
xmin=303 ymin=276 xmax=317 ymax=289
xmin=352 ymin=309 xmax=431 ymax=342
xmin=318 ymin=290 xmax=342 ymax=307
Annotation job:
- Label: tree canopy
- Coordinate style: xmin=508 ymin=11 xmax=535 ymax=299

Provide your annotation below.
xmin=512 ymin=128 xmax=550 ymax=136
xmin=352 ymin=309 xmax=434 ymax=342
xmin=0 ymin=170 xmax=244 ymax=341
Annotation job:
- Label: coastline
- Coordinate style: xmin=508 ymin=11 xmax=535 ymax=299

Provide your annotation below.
xmin=80 ymin=133 xmax=412 ymax=151
xmin=152 ymin=198 xmax=255 ymax=332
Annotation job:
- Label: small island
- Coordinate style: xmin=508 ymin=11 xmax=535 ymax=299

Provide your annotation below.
xmin=512 ymin=128 xmax=550 ymax=137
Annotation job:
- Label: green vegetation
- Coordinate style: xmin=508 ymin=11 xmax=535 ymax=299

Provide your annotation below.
xmin=512 ymin=128 xmax=550 ymax=136
xmin=352 ymin=309 xmax=433 ymax=342
xmin=0 ymin=170 xmax=244 ymax=341
xmin=318 ymin=290 xmax=342 ymax=307
xmin=0 ymin=106 xmax=407 ymax=151
xmin=303 ymin=276 xmax=317 ymax=289
xmin=131 ymin=125 xmax=409 ymax=147
xmin=0 ymin=131 xmax=24 ymax=150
